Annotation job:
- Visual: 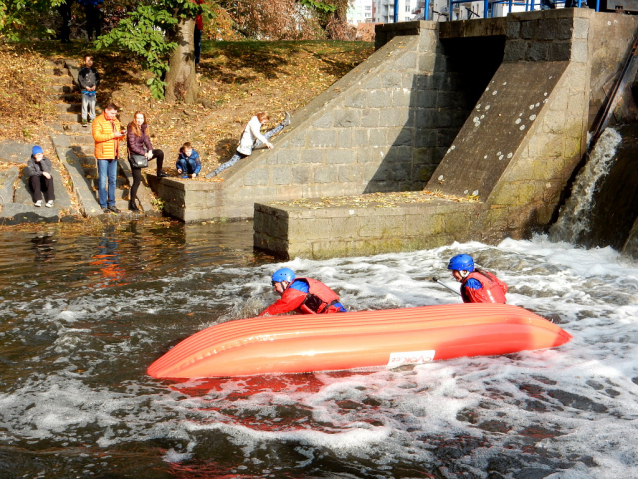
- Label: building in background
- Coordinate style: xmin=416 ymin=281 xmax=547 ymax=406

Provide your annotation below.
xmin=372 ymin=0 xmax=418 ymax=23
xmin=347 ymin=0 xmax=375 ymax=25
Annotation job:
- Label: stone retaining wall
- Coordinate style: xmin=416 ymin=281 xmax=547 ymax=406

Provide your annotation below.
xmin=255 ymin=9 xmax=638 ymax=259
xmin=156 ymin=21 xmax=497 ymax=221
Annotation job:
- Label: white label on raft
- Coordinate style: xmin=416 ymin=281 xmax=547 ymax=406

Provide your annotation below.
xmin=387 ymin=350 xmax=435 ymax=368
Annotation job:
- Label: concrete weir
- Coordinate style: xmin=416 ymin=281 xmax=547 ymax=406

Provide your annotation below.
xmin=253 ymin=9 xmax=638 ymax=259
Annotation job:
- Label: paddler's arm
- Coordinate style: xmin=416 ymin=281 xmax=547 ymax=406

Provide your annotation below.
xmin=258 ymin=288 xmax=307 ymax=316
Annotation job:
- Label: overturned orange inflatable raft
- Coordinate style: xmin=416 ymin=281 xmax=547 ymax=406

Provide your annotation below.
xmin=147 ymin=303 xmax=572 ymax=379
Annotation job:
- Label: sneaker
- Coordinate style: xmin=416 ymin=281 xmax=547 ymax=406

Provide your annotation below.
xmin=34 ymin=200 xmax=42 ymax=207
xmin=102 ymin=207 xmax=111 ymax=214
xmin=182 ymin=175 xmax=189 ymax=179
xmin=107 ymin=205 xmax=121 ymax=214
xmin=282 ymin=111 xmax=291 ymax=127
xmin=158 ymin=172 xmax=169 ymax=178
xmin=45 ymin=200 xmax=54 ymax=208
xmin=82 ymin=119 xmax=88 ymax=127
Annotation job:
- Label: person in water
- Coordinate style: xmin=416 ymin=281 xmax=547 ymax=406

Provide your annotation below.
xmin=448 ymin=254 xmax=508 ymax=304
xmin=259 ymin=268 xmax=347 ymax=316
xmin=206 ymin=111 xmax=291 ymax=178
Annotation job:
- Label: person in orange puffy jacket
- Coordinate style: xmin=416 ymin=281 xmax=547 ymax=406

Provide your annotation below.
xmin=259 ymin=268 xmax=347 ymax=316
xmin=448 ymin=254 xmax=508 ymax=304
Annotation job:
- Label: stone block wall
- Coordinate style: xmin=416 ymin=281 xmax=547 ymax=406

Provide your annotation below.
xmin=255 ymin=10 xmax=638 ymax=259
xmin=254 ymin=199 xmax=482 ymax=259
xmin=157 ymin=20 xmax=493 ymax=221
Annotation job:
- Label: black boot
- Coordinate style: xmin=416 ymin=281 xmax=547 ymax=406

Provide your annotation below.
xmin=129 ymin=199 xmax=140 ymax=212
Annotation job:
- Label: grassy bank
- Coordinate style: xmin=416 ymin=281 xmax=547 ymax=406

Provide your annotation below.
xmin=2 ymin=40 xmax=374 ymax=176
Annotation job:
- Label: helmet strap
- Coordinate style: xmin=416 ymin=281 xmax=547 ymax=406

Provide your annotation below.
xmin=460 ymin=270 xmax=470 ymax=279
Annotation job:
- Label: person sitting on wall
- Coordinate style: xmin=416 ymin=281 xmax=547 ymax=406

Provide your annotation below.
xmin=176 ymin=142 xmax=202 ymax=179
xmin=26 ymin=146 xmax=56 ymax=208
xmin=448 ymin=254 xmax=508 ymax=304
xmin=206 ymin=111 xmax=291 ymax=178
xmin=259 ymin=268 xmax=348 ymax=316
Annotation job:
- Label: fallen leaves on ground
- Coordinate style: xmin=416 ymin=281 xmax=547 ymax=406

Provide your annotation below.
xmin=270 ymin=190 xmax=480 ymax=210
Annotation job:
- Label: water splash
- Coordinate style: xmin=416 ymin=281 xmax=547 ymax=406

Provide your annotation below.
xmin=549 ymin=128 xmax=622 ymax=244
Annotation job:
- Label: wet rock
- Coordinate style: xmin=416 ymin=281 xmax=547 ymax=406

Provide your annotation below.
xmin=0 ymin=203 xmax=60 ymax=225
xmin=547 ymin=389 xmax=608 ymax=413
xmin=0 ymin=167 xmax=19 ymax=204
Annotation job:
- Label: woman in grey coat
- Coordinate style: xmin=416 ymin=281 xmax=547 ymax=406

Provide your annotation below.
xmin=26 ymin=146 xmax=55 ymax=207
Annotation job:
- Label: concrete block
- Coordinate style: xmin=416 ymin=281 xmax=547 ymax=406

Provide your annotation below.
xmin=521 ymin=21 xmax=535 ymax=39
xmin=272 ymin=167 xmax=291 ymax=185
xmin=354 ymin=129 xmax=370 ymax=147
xmin=549 ymin=42 xmax=571 ymax=62
xmin=503 ymin=40 xmax=527 ymax=62
xmin=313 ymin=167 xmax=338 ymax=184
xmin=396 ymin=52 xmax=418 ymax=70
xmin=291 ymin=165 xmax=311 ymax=184
xmin=0 ymin=166 xmax=19 ymax=204
xmin=300 ymin=149 xmax=324 ymax=164
xmin=418 ymin=31 xmax=438 ymax=52
xmin=337 ymin=129 xmax=353 ymax=148
xmin=379 ymin=72 xmax=404 ymax=88
xmin=527 ymin=42 xmax=550 ymax=62
xmin=334 ymin=109 xmax=361 ymax=128
xmin=329 ymin=215 xmax=360 ymax=237
xmin=326 ymin=149 xmax=355 ymax=164
xmin=368 ymin=128 xmax=387 ymax=147
xmin=387 ymin=127 xmax=414 ymax=147
xmin=344 ymin=91 xmax=367 ymax=109
xmin=543 ymin=108 xmax=566 ymax=134
xmin=405 ymin=212 xmax=444 ymax=236
xmin=415 ymin=129 xmax=438 ymax=148
xmin=361 ymin=109 xmax=381 ymax=128
xmin=312 ymin=114 xmax=333 ymax=129
xmin=419 ymin=53 xmax=437 ymax=72
xmin=417 ymin=90 xmax=437 ymax=108
xmin=573 ymin=17 xmax=589 ymax=39
xmin=557 ymin=18 xmax=574 ymax=40
xmin=506 ymin=20 xmax=521 ymax=39
xmin=242 ymin=168 xmax=269 ymax=187
xmin=392 ymin=89 xmax=413 ymax=108
xmin=379 ymin=108 xmax=410 ymax=127
xmin=368 ymin=91 xmax=392 ymax=109
xmin=571 ymin=39 xmax=588 ymax=63
xmin=537 ymin=18 xmax=560 ymax=41
xmin=338 ymin=165 xmax=364 ymax=183
xmin=308 ymin=130 xmax=337 ymax=148
xmin=289 ymin=217 xmax=332 ymax=241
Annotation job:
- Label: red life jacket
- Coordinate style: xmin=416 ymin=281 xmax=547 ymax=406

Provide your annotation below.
xmin=294 ymin=277 xmax=342 ymax=314
xmin=461 ymin=270 xmax=508 ymax=304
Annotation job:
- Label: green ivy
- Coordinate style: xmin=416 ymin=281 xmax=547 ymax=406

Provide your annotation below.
xmin=96 ymin=6 xmax=177 ymax=99
xmin=300 ymin=0 xmax=338 ymax=13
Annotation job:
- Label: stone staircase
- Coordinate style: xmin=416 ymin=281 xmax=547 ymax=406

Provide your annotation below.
xmin=48 ymin=59 xmax=157 ymax=217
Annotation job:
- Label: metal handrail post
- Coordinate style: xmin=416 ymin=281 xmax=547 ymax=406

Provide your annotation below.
xmin=425 ymin=0 xmax=431 ymax=19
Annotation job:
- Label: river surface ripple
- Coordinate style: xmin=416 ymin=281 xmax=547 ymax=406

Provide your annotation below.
xmin=0 ymin=219 xmax=637 ymax=479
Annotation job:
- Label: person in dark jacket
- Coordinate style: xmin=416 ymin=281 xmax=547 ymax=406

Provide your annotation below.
xmin=176 ymin=143 xmax=201 ymax=178
xmin=259 ymin=268 xmax=347 ymax=316
xmin=126 ymin=111 xmax=167 ymax=211
xmin=79 ymin=0 xmax=103 ymax=41
xmin=78 ymin=54 xmax=100 ymax=127
xmin=26 ymin=146 xmax=56 ymax=208
xmin=58 ymin=0 xmax=72 ymax=43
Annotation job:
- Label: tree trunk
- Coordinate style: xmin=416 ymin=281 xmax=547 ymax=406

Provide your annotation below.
xmin=165 ymin=17 xmax=198 ymax=103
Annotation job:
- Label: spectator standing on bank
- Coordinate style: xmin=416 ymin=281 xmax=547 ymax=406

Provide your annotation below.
xmin=79 ymin=0 xmax=103 ymax=41
xmin=93 ymin=103 xmax=125 ymax=214
xmin=27 ymin=146 xmax=56 ymax=208
xmin=126 ymin=111 xmax=168 ymax=212
xmin=78 ymin=54 xmax=100 ymax=127
xmin=58 ymin=0 xmax=72 ymax=43
xmin=176 ymin=143 xmax=201 ymax=178
xmin=194 ymin=0 xmax=204 ymax=68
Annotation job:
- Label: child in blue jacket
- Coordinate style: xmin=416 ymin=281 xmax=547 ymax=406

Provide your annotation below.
xmin=176 ymin=142 xmax=201 ymax=178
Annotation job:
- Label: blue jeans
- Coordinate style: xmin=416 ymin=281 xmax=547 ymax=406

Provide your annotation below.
xmin=208 ymin=122 xmax=285 ymax=177
xmin=176 ymin=158 xmax=198 ymax=175
xmin=97 ymin=159 xmax=117 ymax=208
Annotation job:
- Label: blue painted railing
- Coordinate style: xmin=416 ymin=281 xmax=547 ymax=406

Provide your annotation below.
xmin=421 ymin=0 xmax=599 ymax=20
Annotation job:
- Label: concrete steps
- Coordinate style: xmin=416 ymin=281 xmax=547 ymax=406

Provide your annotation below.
xmin=47 ymin=59 xmax=158 ymax=217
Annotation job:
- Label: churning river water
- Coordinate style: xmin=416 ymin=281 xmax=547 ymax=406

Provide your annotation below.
xmin=0 ymin=218 xmax=637 ymax=479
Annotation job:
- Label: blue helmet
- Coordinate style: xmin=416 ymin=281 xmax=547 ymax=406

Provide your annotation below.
xmin=272 ymin=268 xmax=295 ymax=284
xmin=447 ymin=254 xmax=475 ymax=272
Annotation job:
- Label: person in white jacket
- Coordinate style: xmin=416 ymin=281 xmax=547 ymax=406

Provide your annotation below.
xmin=206 ymin=111 xmax=290 ymax=178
